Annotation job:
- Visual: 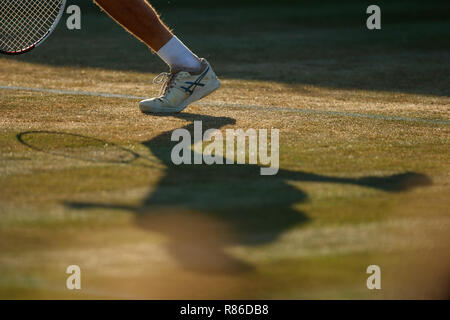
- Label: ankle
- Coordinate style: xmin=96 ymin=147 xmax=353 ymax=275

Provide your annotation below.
xmin=157 ymin=36 xmax=202 ymax=72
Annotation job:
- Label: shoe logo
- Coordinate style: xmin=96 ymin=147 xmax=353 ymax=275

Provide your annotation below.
xmin=181 ymin=66 xmax=209 ymax=95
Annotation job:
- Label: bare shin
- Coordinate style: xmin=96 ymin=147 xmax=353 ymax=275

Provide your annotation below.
xmin=94 ymin=0 xmax=173 ymax=51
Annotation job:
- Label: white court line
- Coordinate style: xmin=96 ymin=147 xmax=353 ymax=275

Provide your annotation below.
xmin=1 ymin=85 xmax=449 ymax=125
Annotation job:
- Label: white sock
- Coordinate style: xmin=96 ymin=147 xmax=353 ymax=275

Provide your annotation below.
xmin=156 ymin=36 xmax=202 ymax=72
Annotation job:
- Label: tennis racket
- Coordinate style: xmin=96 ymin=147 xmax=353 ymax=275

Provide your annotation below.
xmin=0 ymin=0 xmax=66 ymax=55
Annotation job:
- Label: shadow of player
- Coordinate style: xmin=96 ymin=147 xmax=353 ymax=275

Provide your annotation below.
xmin=66 ymin=112 xmax=432 ymax=274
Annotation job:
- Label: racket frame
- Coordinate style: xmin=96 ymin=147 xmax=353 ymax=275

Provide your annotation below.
xmin=0 ymin=0 xmax=67 ymax=55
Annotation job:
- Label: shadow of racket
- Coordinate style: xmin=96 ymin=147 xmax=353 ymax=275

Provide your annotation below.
xmin=16 ymin=131 xmax=164 ymax=170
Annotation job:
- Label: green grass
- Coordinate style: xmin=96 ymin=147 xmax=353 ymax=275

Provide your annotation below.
xmin=0 ymin=1 xmax=449 ymax=299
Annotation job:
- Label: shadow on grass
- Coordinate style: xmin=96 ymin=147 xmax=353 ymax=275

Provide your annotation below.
xmin=17 ymin=113 xmax=432 ymax=274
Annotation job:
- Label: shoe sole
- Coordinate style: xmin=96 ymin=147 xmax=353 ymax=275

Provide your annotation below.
xmin=140 ymin=78 xmax=221 ymax=114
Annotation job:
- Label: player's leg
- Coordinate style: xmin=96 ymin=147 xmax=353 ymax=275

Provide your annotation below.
xmin=94 ymin=0 xmax=220 ymax=113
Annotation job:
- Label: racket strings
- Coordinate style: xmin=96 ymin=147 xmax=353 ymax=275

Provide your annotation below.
xmin=0 ymin=0 xmax=63 ymax=53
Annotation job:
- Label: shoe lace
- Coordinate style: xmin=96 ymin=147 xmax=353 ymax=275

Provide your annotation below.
xmin=153 ymin=72 xmax=177 ymax=96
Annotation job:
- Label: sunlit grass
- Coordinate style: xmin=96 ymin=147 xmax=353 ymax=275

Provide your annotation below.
xmin=0 ymin=1 xmax=449 ymax=299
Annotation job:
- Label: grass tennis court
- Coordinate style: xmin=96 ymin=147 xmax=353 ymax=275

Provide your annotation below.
xmin=0 ymin=1 xmax=449 ymax=299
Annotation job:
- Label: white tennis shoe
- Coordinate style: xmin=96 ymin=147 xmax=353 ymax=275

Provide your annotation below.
xmin=139 ymin=59 xmax=220 ymax=113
